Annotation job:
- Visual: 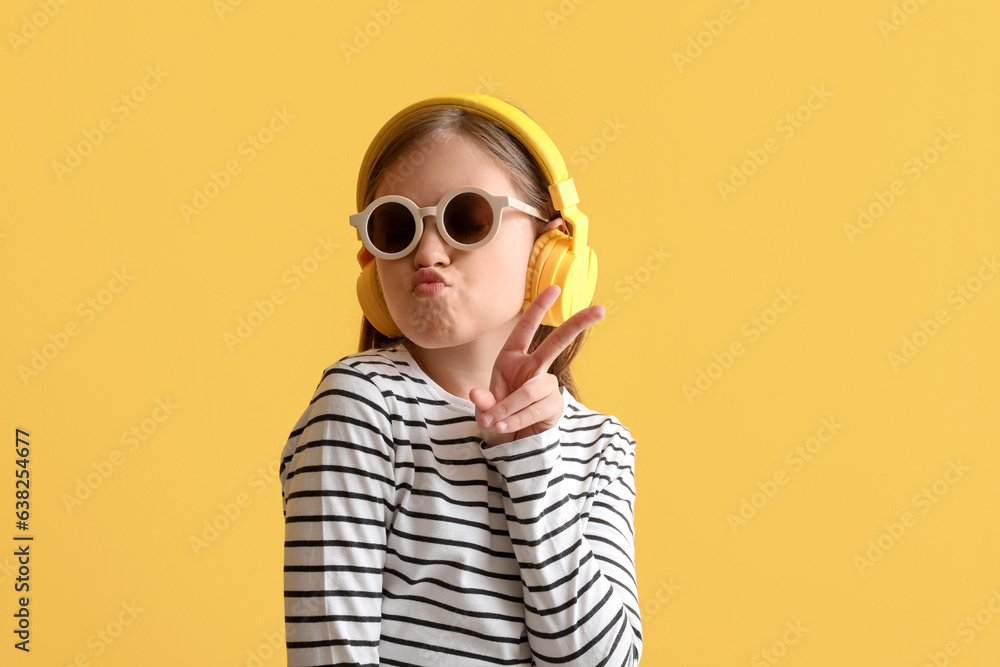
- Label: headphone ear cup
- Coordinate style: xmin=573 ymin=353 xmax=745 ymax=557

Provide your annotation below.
xmin=524 ymin=229 xmax=564 ymax=312
xmin=357 ymin=260 xmax=402 ymax=338
xmin=524 ymin=229 xmax=598 ymax=327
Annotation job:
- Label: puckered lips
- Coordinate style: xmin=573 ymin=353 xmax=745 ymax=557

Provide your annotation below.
xmin=411 ymin=268 xmax=447 ymax=297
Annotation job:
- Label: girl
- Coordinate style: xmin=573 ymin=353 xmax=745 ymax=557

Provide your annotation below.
xmin=280 ymin=94 xmax=642 ymax=666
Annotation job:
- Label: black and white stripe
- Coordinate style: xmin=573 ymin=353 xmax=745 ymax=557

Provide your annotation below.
xmin=280 ymin=345 xmax=642 ymax=666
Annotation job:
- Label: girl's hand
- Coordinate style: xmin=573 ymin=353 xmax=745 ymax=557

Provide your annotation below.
xmin=470 ymin=285 xmax=606 ymax=448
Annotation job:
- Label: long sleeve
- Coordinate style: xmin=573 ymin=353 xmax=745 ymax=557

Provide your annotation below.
xmin=279 ymin=362 xmax=396 ymax=666
xmin=480 ymin=413 xmax=642 ymax=666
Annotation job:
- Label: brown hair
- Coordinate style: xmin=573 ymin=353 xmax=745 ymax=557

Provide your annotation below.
xmin=356 ymin=101 xmax=592 ymax=403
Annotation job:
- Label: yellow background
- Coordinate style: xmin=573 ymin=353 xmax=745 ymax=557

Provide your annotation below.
xmin=3 ymin=0 xmax=999 ymax=665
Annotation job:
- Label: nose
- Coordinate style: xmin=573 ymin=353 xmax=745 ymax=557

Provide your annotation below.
xmin=412 ymin=214 xmax=450 ymax=268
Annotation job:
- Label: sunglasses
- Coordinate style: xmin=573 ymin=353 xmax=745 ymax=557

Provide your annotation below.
xmin=350 ymin=186 xmax=549 ymax=260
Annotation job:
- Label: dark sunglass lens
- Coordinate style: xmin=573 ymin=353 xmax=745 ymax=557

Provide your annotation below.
xmin=369 ymin=202 xmax=415 ymax=254
xmin=443 ymin=193 xmax=493 ymax=245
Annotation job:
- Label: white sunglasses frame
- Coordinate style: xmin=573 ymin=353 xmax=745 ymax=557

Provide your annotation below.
xmin=349 ymin=185 xmax=549 ymax=260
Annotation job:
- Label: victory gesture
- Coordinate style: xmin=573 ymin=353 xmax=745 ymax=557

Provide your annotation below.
xmin=470 ymin=285 xmax=606 ymax=448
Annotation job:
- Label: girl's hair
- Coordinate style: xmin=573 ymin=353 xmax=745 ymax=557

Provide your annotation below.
xmin=356 ymin=102 xmax=591 ymax=403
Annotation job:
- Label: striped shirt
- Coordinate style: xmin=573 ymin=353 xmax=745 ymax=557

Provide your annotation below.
xmin=280 ymin=344 xmax=642 ymax=666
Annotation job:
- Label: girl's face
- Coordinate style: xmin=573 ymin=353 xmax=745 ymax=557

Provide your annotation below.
xmin=373 ymin=133 xmax=545 ymax=350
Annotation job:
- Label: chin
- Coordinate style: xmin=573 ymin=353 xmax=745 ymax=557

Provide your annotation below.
xmin=396 ymin=294 xmax=523 ymax=346
xmin=401 ymin=311 xmax=458 ymax=346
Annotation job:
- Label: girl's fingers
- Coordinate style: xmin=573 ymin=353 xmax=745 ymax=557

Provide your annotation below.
xmin=492 ymin=385 xmax=563 ymax=435
xmin=469 ymin=387 xmax=497 ymax=420
xmin=480 ymin=374 xmax=557 ymax=430
xmin=499 ymin=285 xmax=562 ymax=355
xmin=529 ymin=303 xmax=606 ymax=373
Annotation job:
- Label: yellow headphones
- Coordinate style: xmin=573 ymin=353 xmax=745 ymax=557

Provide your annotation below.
xmin=353 ymin=93 xmax=598 ymax=338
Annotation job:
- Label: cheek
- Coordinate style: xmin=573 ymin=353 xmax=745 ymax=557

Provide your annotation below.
xmin=375 ymin=261 xmax=405 ymax=306
xmin=470 ymin=244 xmax=532 ymax=297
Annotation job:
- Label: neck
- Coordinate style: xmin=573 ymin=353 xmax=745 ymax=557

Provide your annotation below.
xmin=404 ymin=324 xmax=515 ymax=403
